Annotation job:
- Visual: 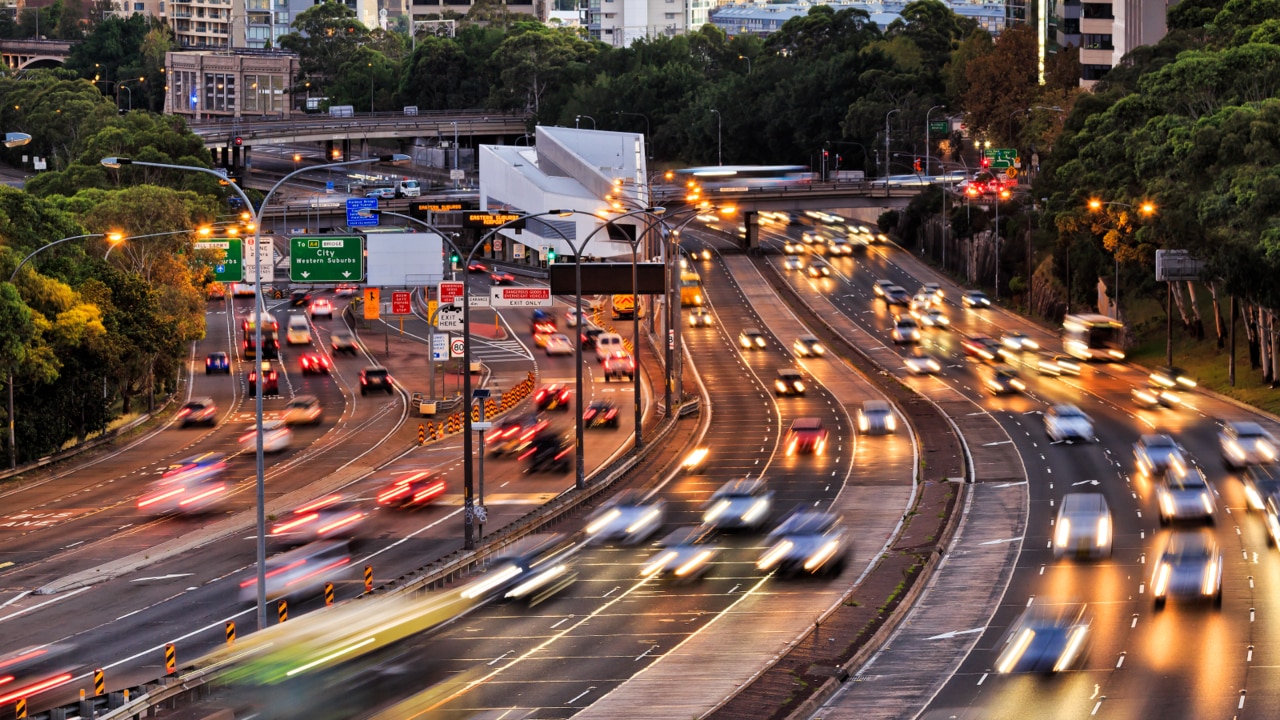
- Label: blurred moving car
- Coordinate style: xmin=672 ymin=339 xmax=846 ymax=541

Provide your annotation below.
xmin=962 ymin=290 xmax=992 ymax=308
xmin=1044 ymin=405 xmax=1094 ymax=443
xmin=1037 ymin=353 xmax=1082 ymax=377
xmin=1131 ymin=385 xmax=1182 ymax=410
xmin=519 ymin=428 xmax=573 ymax=473
xmin=137 ymin=453 xmax=229 ymax=514
xmin=994 ymin=603 xmax=1092 ymax=674
xmin=335 ymin=284 xmax=358 ymax=297
xmin=1053 ymin=493 xmax=1112 ymax=559
xmin=688 ymin=307 xmax=714 ymax=327
xmin=910 ymin=292 xmax=933 ymax=312
xmin=331 ymin=332 xmax=358 ymax=356
xmin=490 ymin=272 xmax=516 ymax=286
xmin=564 ymin=308 xmax=584 ymax=327
xmin=1151 ymin=531 xmax=1222 ymax=609
xmin=1150 ymin=365 xmax=1196 ymax=390
xmin=290 ymin=290 xmax=312 ymax=307
xmin=872 ymin=279 xmax=894 ymax=298
xmin=1243 ymin=465 xmax=1280 ymax=512
xmin=984 ymin=364 xmax=1025 ymax=395
xmin=640 ymin=527 xmax=721 ymax=581
xmin=603 ymin=352 xmax=636 ymax=382
xmin=1265 ymin=492 xmax=1280 ymax=547
xmin=891 ymin=316 xmax=921 ymax=344
xmin=884 ymin=286 xmax=911 ymax=306
xmin=0 ymin=644 xmax=80 ymax=709
xmin=702 ymin=478 xmax=773 ymax=532
xmin=904 ymin=347 xmax=942 ymax=375
xmin=270 ymin=494 xmax=369 ymax=544
xmin=793 ymin=335 xmax=824 ymax=357
xmin=178 ymin=397 xmax=218 ymax=427
xmin=1134 ymin=434 xmax=1186 ymax=478
xmin=308 ymin=298 xmax=333 ymax=319
xmin=806 ymin=263 xmax=831 ymax=278
xmin=544 ymin=333 xmax=573 ymax=356
xmin=299 ymin=352 xmax=331 ymax=375
xmin=359 ymin=366 xmax=394 ymax=395
xmin=783 ymin=240 xmax=803 ymax=255
xmin=1000 ymin=332 xmax=1039 ymax=352
xmin=467 ymin=262 xmax=488 ymax=273
xmin=206 ymin=282 xmax=226 ymax=301
xmin=459 ymin=534 xmax=579 ymax=606
xmin=580 ymin=326 xmax=605 ymax=350
xmin=922 ymin=283 xmax=944 ymax=302
xmin=961 ymin=336 xmax=1002 ymax=362
xmin=1220 ymin=421 xmax=1278 ymax=470
xmin=1156 ymin=464 xmax=1216 ymax=525
xmin=375 ymin=470 xmax=447 ymax=508
xmin=785 ymin=418 xmax=828 ymax=456
xmin=205 ymin=352 xmax=230 ymax=375
xmin=585 ymin=490 xmax=666 ymax=545
xmin=783 ymin=256 xmax=804 ymax=271
xmin=531 ymin=309 xmax=557 ymax=336
xmin=739 ymin=328 xmax=767 ymax=350
xmin=857 ymin=400 xmax=897 ymax=435
xmin=774 ymin=369 xmax=806 ymax=396
xmin=756 ymin=511 xmax=847 ymax=576
xmin=247 ymin=362 xmax=279 ymax=397
xmin=534 ymin=383 xmax=572 ymax=411
xmin=282 ymin=395 xmax=323 ymax=426
xmin=240 ymin=419 xmax=293 ymax=453
xmin=583 ymin=400 xmax=620 ymax=429
xmin=916 ymin=308 xmax=950 ymax=328
xmin=489 ymin=414 xmax=549 ymax=457
xmin=238 ymin=540 xmax=353 ymax=603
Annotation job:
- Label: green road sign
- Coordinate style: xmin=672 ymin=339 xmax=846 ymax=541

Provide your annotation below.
xmin=984 ymin=147 xmax=1018 ymax=162
xmin=195 ymin=239 xmax=243 ymax=282
xmin=290 ymin=236 xmax=364 ymax=283
xmin=929 ymin=121 xmax=948 ymax=133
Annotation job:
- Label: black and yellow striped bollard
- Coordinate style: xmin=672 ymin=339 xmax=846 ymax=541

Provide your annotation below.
xmin=364 ymin=565 xmax=373 ymax=592
xmin=324 ymin=581 xmax=335 ymax=606
xmin=93 ymin=668 xmax=104 ymax=696
xmin=225 ymin=620 xmax=236 ymax=645
xmin=418 ymin=423 xmax=426 ymax=445
xmin=15 ymin=697 xmax=26 ymax=719
xmin=277 ymin=599 xmax=288 ymax=623
xmin=164 ymin=643 xmax=176 ymax=675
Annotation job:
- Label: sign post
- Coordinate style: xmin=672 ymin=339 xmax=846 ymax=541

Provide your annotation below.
xmin=290 ymin=236 xmax=365 ymax=283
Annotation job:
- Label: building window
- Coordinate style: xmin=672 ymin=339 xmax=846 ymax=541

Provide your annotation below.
xmin=1062 ymin=18 xmax=1079 ymax=33
xmin=1081 ymin=63 xmax=1111 ymax=80
xmin=1082 ymin=33 xmax=1112 ymax=49
xmin=1081 ymin=3 xmax=1112 ymax=18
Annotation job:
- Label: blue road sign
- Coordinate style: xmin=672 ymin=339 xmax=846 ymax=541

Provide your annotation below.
xmin=216 ymin=264 xmax=226 ymax=274
xmin=346 ymin=198 xmax=379 ymax=228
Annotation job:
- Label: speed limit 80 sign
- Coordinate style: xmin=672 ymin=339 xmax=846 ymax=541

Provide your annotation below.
xmin=450 ymin=337 xmax=466 ymax=358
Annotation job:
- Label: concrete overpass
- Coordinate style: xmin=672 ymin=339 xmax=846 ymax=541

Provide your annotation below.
xmin=1 ymin=39 xmax=74 ymax=70
xmin=189 ymin=111 xmax=529 ymax=148
xmin=696 ymin=182 xmax=916 ymax=213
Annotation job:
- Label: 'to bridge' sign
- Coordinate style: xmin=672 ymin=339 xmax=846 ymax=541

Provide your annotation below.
xmin=490 ymin=287 xmax=551 ymax=307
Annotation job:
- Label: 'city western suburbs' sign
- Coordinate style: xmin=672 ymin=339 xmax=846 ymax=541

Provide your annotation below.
xmin=290 ymin=236 xmax=365 ymax=282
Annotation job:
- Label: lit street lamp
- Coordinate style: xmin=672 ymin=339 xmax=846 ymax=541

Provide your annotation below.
xmin=1086 ymin=198 xmax=1156 ymax=322
xmin=100 ymin=152 xmax=409 ymax=632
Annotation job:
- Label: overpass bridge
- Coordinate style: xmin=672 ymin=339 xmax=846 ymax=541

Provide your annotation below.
xmin=1 ymin=39 xmax=73 ymax=70
xmin=696 ymin=182 xmax=916 ymax=213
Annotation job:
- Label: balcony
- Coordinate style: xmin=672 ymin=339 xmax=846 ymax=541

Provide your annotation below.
xmin=1079 ymin=47 xmax=1113 ymax=65
xmin=1080 ymin=17 xmax=1114 ymax=33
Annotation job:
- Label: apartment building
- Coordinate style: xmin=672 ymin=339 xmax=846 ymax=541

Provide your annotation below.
xmin=586 ymin=0 xmax=687 ymax=47
xmin=165 ymin=48 xmax=299 ymax=119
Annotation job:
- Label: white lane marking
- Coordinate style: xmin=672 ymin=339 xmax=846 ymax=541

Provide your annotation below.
xmin=0 ymin=591 xmax=30 ymax=609
xmin=566 ymin=686 xmax=597 ymax=705
xmin=0 ymin=586 xmax=92 ymax=624
xmin=489 ymin=651 xmax=512 ymax=667
xmin=130 ymin=573 xmax=195 ymax=583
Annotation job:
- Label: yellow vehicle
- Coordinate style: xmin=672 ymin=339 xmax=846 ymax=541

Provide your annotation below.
xmin=612 ymin=294 xmax=635 ymax=320
xmin=679 ymin=272 xmax=704 ymax=307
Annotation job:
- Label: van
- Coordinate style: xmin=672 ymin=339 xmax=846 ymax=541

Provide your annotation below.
xmin=594 ymin=332 xmax=624 ymax=361
xmin=286 ymin=315 xmax=311 ymax=345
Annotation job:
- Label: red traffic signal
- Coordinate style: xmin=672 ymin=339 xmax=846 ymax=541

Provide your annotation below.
xmin=234 ymin=136 xmax=243 ymax=146
xmin=914 ymin=158 xmax=922 ymax=173
xmin=980 ymin=157 xmax=991 ymax=168
xmin=822 ymin=149 xmax=829 ymax=158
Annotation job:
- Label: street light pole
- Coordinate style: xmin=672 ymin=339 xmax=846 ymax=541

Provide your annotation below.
xmin=710 ymin=109 xmax=722 ymax=166
xmin=737 ymin=54 xmax=751 ymax=74
xmin=614 ymin=111 xmax=652 ymax=159
xmin=575 ymin=115 xmax=596 ymax=129
xmin=884 ymin=108 xmax=900 ymax=180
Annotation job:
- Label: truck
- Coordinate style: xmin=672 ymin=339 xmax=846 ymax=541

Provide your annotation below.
xmin=612 ymin=294 xmax=635 ymax=320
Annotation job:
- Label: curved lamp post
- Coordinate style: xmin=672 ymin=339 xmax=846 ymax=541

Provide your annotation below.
xmin=1086 ymin=198 xmax=1156 ymax=322
xmin=101 ymin=152 xmax=409 ymax=632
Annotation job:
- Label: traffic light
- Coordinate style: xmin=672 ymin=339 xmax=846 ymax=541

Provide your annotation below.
xmin=546 ymin=247 xmax=557 ymax=262
xmin=981 ymin=157 xmax=991 ymax=168
xmin=234 ymin=136 xmax=243 ymax=146
xmin=914 ymin=158 xmax=922 ymax=173
xmin=449 ymin=251 xmax=460 ymax=269
xmin=835 ymin=154 xmax=842 ymax=166
xmin=822 ymin=149 xmax=829 ymax=159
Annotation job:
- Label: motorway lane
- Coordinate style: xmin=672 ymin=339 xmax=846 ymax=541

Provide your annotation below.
xmin=752 ymin=222 xmax=1280 ymax=719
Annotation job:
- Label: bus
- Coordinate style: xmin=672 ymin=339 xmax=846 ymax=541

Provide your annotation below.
xmin=674 ymin=165 xmax=815 ymax=192
xmin=1063 ymin=313 xmax=1125 ymax=361
xmin=679 ymin=272 xmax=704 ymax=307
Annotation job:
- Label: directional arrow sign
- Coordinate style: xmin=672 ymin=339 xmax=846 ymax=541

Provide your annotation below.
xmin=290 ymin=236 xmax=364 ymax=283
xmin=490 ymin=287 xmax=551 ymax=307
xmin=1072 ymin=479 xmax=1100 ymax=486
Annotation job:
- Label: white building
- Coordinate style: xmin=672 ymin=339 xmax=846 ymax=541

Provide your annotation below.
xmin=585 ymin=0 xmax=687 ymax=47
xmin=479 ymin=126 xmax=651 ymax=261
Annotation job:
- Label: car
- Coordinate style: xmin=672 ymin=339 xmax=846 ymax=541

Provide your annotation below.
xmin=1151 ymin=531 xmax=1222 ymax=609
xmin=1156 ymin=464 xmax=1216 ymax=525
xmin=299 ymin=352 xmax=331 ymax=375
xmin=774 ymin=369 xmax=806 ymax=396
xmin=247 ymin=362 xmax=279 ymax=397
xmin=1242 ymin=465 xmax=1280 ymax=512
xmin=585 ymin=490 xmax=666 ymax=544
xmin=1037 ymin=353 xmax=1082 ymax=377
xmin=532 ymin=307 xmax=559 ymax=334
xmin=281 ymin=395 xmax=323 ymax=425
xmin=695 ymin=248 xmax=713 ymax=261
xmin=1150 ymin=365 xmax=1196 ymax=390
xmin=544 ymin=333 xmax=574 ymax=356
xmin=270 ymin=494 xmax=369 ymax=545
xmin=828 ymin=239 xmax=852 ymax=256
xmin=701 ymin=478 xmax=774 ymax=532
xmin=206 ymin=282 xmax=226 ymax=301
xmin=593 ymin=332 xmax=624 ymax=361
xmin=884 ymin=286 xmax=911 ymax=306
xmin=857 ymin=400 xmax=897 ymax=435
xmin=872 ymin=279 xmax=895 ymax=298
xmin=458 ymin=534 xmax=579 ymax=605
xmin=335 ymin=284 xmax=358 ymax=297
xmin=490 ymin=272 xmax=516 ymax=286
xmin=205 ymin=352 xmax=230 ymax=375
xmin=962 ymin=290 xmax=992 ymax=308
xmin=359 ymin=366 xmax=394 ymax=395
xmin=639 ymin=527 xmax=721 ymax=581
xmin=909 ymin=292 xmax=933 ymax=312
xmin=891 ymin=316 xmax=921 ymax=344
xmin=534 ymin=383 xmax=572 ymax=411
xmin=308 ymin=298 xmax=333 ymax=319
xmin=290 ymin=290 xmax=312 ymax=307
xmin=961 ymin=335 xmax=1002 ymax=362
xmin=1045 ymin=404 xmax=1094 ymax=443
xmin=994 ymin=603 xmax=1092 ymax=674
xmin=783 ymin=256 xmax=805 ymax=271
xmin=488 ymin=414 xmax=549 ymax=457
xmin=1132 ymin=434 xmax=1185 ymax=479
xmin=239 ymin=419 xmax=293 ymax=453
xmin=739 ymin=328 xmax=767 ymax=350
xmin=785 ymin=417 xmax=828 ymax=456
xmin=916 ymin=308 xmax=950 ymax=328
xmin=1000 ymin=331 xmax=1039 ymax=352
xmin=756 ymin=511 xmax=847 ymax=576
xmin=137 ymin=453 xmax=229 ymax=514
xmin=1053 ymin=493 xmax=1113 ymax=559
xmin=584 ymin=399 xmax=621 ymax=429
xmin=580 ymin=326 xmax=605 ymax=349
xmin=806 ymin=263 xmax=831 ymax=278
xmin=375 ymin=470 xmax=447 ymax=508
xmin=1220 ymin=421 xmax=1278 ymax=470
xmin=1131 ymin=385 xmax=1182 ymax=409
xmin=242 ymin=335 xmax=279 ymax=361
xmin=688 ymin=307 xmax=714 ymax=327
xmin=603 ymin=352 xmax=636 ymax=382
xmin=519 ymin=428 xmax=573 ymax=473
xmin=922 ymin=283 xmax=944 ymax=302
xmin=365 ymin=187 xmax=396 ymax=199
xmin=984 ymin=364 xmax=1025 ymax=395
xmin=783 ymin=240 xmax=804 ymax=254
xmin=467 ymin=262 xmax=488 ymax=273
xmin=1265 ymin=492 xmax=1280 ymax=547
xmin=564 ymin=308 xmax=584 ymax=327
xmin=238 ymin=540 xmax=354 ymax=603
xmin=793 ymin=335 xmax=824 ymax=357
xmin=331 ymin=332 xmax=358 ymax=356
xmin=904 ymin=347 xmax=942 ymax=375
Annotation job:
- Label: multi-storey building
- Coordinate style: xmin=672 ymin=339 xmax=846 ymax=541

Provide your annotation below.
xmin=164 ymin=48 xmax=299 ymax=119
xmin=585 ymin=0 xmax=686 ymax=47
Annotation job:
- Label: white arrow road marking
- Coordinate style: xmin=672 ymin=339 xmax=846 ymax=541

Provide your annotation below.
xmin=925 ymin=627 xmax=986 ymax=641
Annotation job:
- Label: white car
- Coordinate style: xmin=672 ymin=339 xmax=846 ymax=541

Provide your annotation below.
xmin=793 ymin=336 xmax=825 ymax=357
xmin=702 ymin=478 xmax=773 ymax=531
xmin=1220 ymin=421 xmax=1278 ymax=470
xmin=757 ymin=511 xmax=847 ymax=576
xmin=891 ymin=317 xmax=920 ymax=344
xmin=904 ymin=348 xmax=942 ymax=375
xmin=240 ymin=419 xmax=293 ymax=453
xmin=1054 ymin=493 xmax=1112 ymax=559
xmin=783 ymin=256 xmax=804 ymax=271
xmin=544 ymin=333 xmax=573 ymax=356
xmin=1045 ymin=405 xmax=1094 ymax=443
xmin=585 ymin=491 xmax=666 ymax=545
xmin=640 ymin=528 xmax=721 ymax=581
xmin=916 ymin=308 xmax=950 ymax=328
xmin=308 ymin=298 xmax=333 ymax=319
xmin=1001 ymin=332 xmax=1039 ymax=352
xmin=564 ymin=309 xmax=583 ymax=327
